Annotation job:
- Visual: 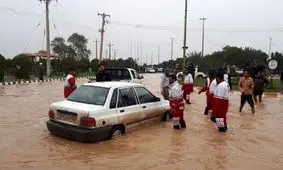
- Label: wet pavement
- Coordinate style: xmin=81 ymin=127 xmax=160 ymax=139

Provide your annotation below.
xmin=1 ymin=74 xmax=283 ymax=170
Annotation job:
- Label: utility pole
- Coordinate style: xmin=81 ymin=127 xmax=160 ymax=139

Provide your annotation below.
xmin=268 ymin=37 xmax=272 ymax=61
xmin=113 ymin=49 xmax=118 ymax=60
xmin=95 ymin=39 xmax=99 ymax=59
xmin=98 ymin=13 xmax=110 ymax=62
xmin=200 ymin=18 xmax=207 ymax=57
xmin=151 ymin=51 xmax=153 ymax=66
xmin=105 ymin=50 xmax=108 ymax=59
xmin=170 ymin=38 xmax=174 ymax=60
xmin=182 ymin=0 xmax=188 ymax=69
xmin=39 ymin=0 xmax=55 ymax=77
xmin=140 ymin=42 xmax=143 ymax=65
xmin=107 ymin=43 xmax=114 ymax=60
xmin=158 ymin=46 xmax=160 ymax=64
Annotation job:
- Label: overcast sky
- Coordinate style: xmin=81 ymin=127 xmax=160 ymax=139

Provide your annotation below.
xmin=0 ymin=0 xmax=282 ymax=64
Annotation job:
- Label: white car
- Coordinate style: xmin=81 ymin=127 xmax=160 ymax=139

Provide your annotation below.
xmin=46 ymin=82 xmax=170 ymax=143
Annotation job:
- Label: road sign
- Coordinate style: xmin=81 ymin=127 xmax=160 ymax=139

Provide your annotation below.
xmin=268 ymin=60 xmax=278 ymax=70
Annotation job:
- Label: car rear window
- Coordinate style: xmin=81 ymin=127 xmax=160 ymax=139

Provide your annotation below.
xmin=67 ymin=85 xmax=109 ymax=106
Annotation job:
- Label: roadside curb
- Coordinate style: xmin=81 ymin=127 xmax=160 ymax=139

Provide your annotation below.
xmin=194 ymin=87 xmax=281 ymax=97
xmin=0 ymin=77 xmax=95 ymax=86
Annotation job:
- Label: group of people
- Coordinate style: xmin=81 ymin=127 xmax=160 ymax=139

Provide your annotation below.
xmin=161 ymin=63 xmax=269 ymax=133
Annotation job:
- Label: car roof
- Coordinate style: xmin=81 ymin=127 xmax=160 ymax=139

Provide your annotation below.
xmin=83 ymin=81 xmax=143 ymax=88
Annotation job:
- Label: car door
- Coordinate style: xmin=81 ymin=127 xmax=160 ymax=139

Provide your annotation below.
xmin=134 ymin=86 xmax=164 ymax=120
xmin=116 ymin=87 xmax=142 ymax=125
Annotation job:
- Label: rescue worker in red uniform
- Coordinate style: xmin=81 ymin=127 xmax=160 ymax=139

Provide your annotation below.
xmin=212 ymin=69 xmax=230 ymax=132
xmin=183 ymin=69 xmax=194 ymax=104
xmin=64 ymin=68 xmax=77 ymax=98
xmin=198 ymin=69 xmax=216 ymax=115
xmin=169 ymin=74 xmax=186 ymax=129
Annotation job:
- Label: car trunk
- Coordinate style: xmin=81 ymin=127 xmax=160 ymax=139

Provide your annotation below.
xmin=51 ymin=100 xmax=103 ymax=127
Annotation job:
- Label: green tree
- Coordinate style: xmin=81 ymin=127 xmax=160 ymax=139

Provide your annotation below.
xmin=0 ymin=54 xmax=6 ymax=81
xmin=12 ymin=54 xmax=33 ymax=79
xmin=51 ymin=37 xmax=69 ymax=59
xmin=67 ymin=33 xmax=91 ymax=60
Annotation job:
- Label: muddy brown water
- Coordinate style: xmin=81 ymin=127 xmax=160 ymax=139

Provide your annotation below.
xmin=1 ymin=74 xmax=283 ymax=170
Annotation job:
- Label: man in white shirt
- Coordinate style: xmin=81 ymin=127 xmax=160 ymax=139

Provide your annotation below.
xmin=160 ymin=69 xmax=170 ymax=100
xmin=212 ymin=69 xmax=230 ymax=132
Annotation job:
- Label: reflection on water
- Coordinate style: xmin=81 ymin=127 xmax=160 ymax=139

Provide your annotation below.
xmin=0 ymin=74 xmax=283 ymax=169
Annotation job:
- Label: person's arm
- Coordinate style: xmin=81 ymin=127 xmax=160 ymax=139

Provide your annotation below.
xmin=96 ymin=73 xmax=100 ymax=82
xmin=198 ymin=79 xmax=208 ymax=94
xmin=250 ymin=78 xmax=254 ymax=89
xmin=238 ymin=78 xmax=243 ymax=92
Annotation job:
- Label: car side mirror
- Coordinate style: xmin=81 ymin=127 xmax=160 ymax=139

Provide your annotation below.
xmin=155 ymin=97 xmax=161 ymax=102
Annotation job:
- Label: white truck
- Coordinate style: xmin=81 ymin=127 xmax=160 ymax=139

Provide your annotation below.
xmin=89 ymin=68 xmax=144 ymax=84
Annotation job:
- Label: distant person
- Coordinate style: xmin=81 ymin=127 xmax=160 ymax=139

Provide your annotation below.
xmin=173 ymin=64 xmax=182 ymax=75
xmin=223 ymin=68 xmax=233 ymax=91
xmin=187 ymin=63 xmax=196 ymax=80
xmin=160 ymin=69 xmax=170 ymax=100
xmin=253 ymin=72 xmax=269 ymax=103
xmin=248 ymin=62 xmax=258 ymax=80
xmin=169 ymin=74 xmax=186 ymax=129
xmin=39 ymin=63 xmax=44 ymax=81
xmin=238 ymin=69 xmax=255 ymax=114
xmin=198 ymin=69 xmax=216 ymax=115
xmin=281 ymin=70 xmax=283 ymax=85
xmin=96 ymin=65 xmax=111 ymax=82
xmin=183 ymin=69 xmax=194 ymax=104
xmin=64 ymin=68 xmax=77 ymax=98
xmin=212 ymin=69 xmax=230 ymax=132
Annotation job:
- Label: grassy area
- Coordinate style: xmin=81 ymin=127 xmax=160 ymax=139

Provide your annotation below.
xmin=1 ymin=72 xmax=96 ymax=83
xmin=194 ymin=77 xmax=282 ymax=93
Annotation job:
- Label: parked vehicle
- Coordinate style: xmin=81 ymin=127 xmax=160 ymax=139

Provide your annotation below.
xmin=46 ymin=82 xmax=170 ymax=143
xmin=145 ymin=67 xmax=156 ymax=73
xmin=89 ymin=68 xmax=144 ymax=84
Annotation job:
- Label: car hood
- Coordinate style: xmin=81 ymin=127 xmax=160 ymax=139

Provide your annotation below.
xmin=51 ymin=100 xmax=104 ymax=113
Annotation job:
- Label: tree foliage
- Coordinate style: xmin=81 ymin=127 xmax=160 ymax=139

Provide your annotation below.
xmin=67 ymin=33 xmax=91 ymax=60
xmin=12 ymin=54 xmax=33 ymax=79
xmin=0 ymin=54 xmax=6 ymax=81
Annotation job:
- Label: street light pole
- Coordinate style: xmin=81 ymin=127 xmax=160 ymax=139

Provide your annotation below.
xmin=170 ymin=38 xmax=174 ymax=60
xmin=200 ymin=18 xmax=207 ymax=57
xmin=182 ymin=0 xmax=188 ymax=70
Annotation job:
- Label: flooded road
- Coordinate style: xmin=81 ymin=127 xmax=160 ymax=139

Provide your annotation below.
xmin=1 ymin=74 xmax=283 ymax=170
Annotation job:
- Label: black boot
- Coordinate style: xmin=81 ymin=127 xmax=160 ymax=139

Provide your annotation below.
xmin=218 ymin=125 xmax=228 ymax=133
xmin=180 ymin=120 xmax=186 ymax=128
xmin=174 ymin=125 xmax=181 ymax=129
xmin=210 ymin=116 xmax=216 ymax=123
xmin=204 ymin=107 xmax=209 ymax=115
xmin=186 ymin=100 xmax=191 ymax=104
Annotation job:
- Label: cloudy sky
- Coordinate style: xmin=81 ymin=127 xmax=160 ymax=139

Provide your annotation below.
xmin=0 ymin=0 xmax=282 ymax=64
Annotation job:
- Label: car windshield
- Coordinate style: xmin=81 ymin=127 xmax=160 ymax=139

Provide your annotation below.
xmin=67 ymin=85 xmax=109 ymax=105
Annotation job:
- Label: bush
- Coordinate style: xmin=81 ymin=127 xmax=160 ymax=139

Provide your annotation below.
xmin=0 ymin=54 xmax=6 ymax=81
xmin=90 ymin=59 xmax=100 ymax=72
xmin=61 ymin=56 xmax=77 ymax=74
xmin=77 ymin=58 xmax=90 ymax=72
xmin=12 ymin=54 xmax=33 ymax=79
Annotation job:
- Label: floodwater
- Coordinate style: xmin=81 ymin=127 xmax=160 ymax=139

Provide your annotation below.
xmin=1 ymin=74 xmax=283 ymax=170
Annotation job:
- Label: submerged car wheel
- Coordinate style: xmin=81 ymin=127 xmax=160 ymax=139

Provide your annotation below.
xmin=110 ymin=125 xmax=125 ymax=139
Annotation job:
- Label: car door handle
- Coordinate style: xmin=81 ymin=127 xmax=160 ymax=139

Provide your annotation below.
xmin=142 ymin=106 xmax=147 ymax=109
xmin=120 ymin=110 xmax=125 ymax=113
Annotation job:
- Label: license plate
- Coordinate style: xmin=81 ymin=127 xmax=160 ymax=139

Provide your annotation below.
xmin=57 ymin=113 xmax=77 ymax=123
